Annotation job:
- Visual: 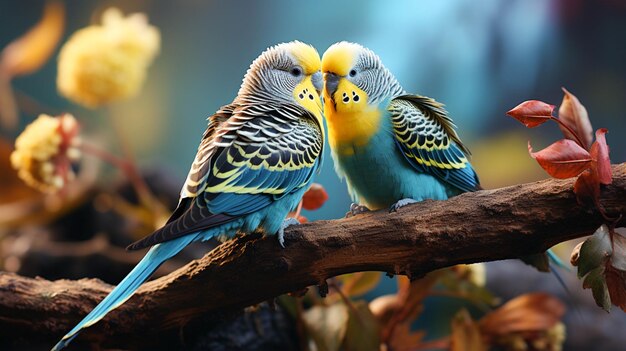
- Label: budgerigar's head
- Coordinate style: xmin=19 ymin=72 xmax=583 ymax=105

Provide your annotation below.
xmin=322 ymin=42 xmax=404 ymax=114
xmin=238 ymin=41 xmax=323 ymax=116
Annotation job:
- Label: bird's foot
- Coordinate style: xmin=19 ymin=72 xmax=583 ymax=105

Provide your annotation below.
xmin=389 ymin=198 xmax=418 ymax=212
xmin=278 ymin=217 xmax=300 ymax=248
xmin=345 ymin=203 xmax=371 ymax=218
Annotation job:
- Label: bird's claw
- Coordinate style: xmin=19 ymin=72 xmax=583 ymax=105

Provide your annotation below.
xmin=345 ymin=203 xmax=370 ymax=218
xmin=389 ymin=198 xmax=418 ymax=212
xmin=278 ymin=217 xmax=301 ymax=248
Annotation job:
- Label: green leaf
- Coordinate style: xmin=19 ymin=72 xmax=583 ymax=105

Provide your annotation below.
xmin=303 ymin=303 xmax=349 ymax=351
xmin=520 ymin=252 xmax=550 ymax=272
xmin=343 ymin=300 xmax=380 ymax=351
xmin=582 ymin=266 xmax=611 ymax=312
xmin=611 ymin=229 xmax=626 ymax=271
xmin=577 ymin=225 xmax=612 ymax=278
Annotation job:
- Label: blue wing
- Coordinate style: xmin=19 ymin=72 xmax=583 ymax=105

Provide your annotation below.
xmin=389 ymin=95 xmax=480 ymax=193
xmin=128 ymin=102 xmax=323 ymax=250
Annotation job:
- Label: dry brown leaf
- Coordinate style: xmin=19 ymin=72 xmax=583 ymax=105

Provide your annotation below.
xmin=450 ymin=309 xmax=487 ymax=351
xmin=0 ymin=0 xmax=65 ymax=77
xmin=558 ymin=87 xmax=593 ymax=149
xmin=605 ymin=265 xmax=626 ymax=312
xmin=395 ymin=273 xmax=439 ymax=321
xmin=0 ymin=75 xmax=18 ymax=130
xmin=377 ymin=274 xmax=439 ymax=344
xmin=387 ymin=321 xmax=426 ymax=351
xmin=479 ymin=293 xmax=565 ymax=338
xmin=0 ymin=0 xmax=65 ymax=129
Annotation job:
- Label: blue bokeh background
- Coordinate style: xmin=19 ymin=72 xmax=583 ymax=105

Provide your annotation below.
xmin=2 ymin=1 xmax=626 ymax=348
xmin=2 ymin=0 xmax=625 ymax=222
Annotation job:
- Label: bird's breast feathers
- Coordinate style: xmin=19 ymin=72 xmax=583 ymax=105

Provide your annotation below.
xmin=324 ymin=79 xmax=383 ymax=156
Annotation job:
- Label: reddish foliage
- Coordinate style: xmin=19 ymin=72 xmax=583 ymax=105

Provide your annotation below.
xmin=528 ymin=140 xmax=591 ymax=179
xmin=288 ymin=183 xmax=327 ymax=223
xmin=479 ymin=293 xmax=565 ymax=338
xmin=507 ymin=100 xmax=555 ymax=128
xmin=605 ymin=264 xmax=626 ymax=312
xmin=591 ymin=129 xmax=612 ymax=185
xmin=509 ymin=88 xmax=623 ymax=313
xmin=558 ymin=87 xmax=593 ymax=149
xmin=508 ymin=89 xmax=613 ymax=209
xmin=302 ymin=183 xmax=329 ymax=210
xmin=573 ymin=170 xmax=600 ymax=205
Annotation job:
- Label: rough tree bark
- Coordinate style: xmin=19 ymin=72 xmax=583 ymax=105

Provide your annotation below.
xmin=2 ymin=164 xmax=626 ymax=349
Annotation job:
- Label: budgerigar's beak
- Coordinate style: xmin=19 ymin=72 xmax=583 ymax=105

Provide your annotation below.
xmin=311 ymin=71 xmax=323 ymax=95
xmin=324 ymin=72 xmax=340 ymax=98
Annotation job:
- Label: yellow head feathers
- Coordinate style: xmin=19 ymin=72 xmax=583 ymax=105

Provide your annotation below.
xmin=321 ymin=41 xmax=361 ymax=76
xmin=287 ymin=41 xmax=321 ymax=75
xmin=321 ymin=42 xmax=406 ymax=155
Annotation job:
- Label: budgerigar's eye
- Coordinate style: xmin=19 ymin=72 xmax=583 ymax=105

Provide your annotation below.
xmin=349 ymin=69 xmax=357 ymax=77
xmin=291 ymin=67 xmax=302 ymax=76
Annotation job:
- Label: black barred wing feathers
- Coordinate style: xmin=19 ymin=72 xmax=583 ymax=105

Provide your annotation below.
xmin=389 ymin=95 xmax=480 ymax=193
xmin=128 ymin=102 xmax=323 ymax=250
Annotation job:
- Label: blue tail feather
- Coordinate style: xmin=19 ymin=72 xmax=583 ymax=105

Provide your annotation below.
xmin=51 ymin=233 xmax=200 ymax=351
xmin=547 ymin=249 xmax=571 ymax=272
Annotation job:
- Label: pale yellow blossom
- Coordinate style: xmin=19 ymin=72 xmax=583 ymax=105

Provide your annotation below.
xmin=57 ymin=8 xmax=160 ymax=107
xmin=11 ymin=113 xmax=81 ymax=192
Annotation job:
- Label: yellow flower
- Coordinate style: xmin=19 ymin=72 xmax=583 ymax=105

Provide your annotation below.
xmin=57 ymin=8 xmax=160 ymax=108
xmin=11 ymin=113 xmax=81 ymax=192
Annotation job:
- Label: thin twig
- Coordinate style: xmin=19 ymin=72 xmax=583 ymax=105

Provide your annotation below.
xmin=106 ymin=108 xmax=168 ymax=224
xmin=329 ymin=280 xmax=365 ymax=325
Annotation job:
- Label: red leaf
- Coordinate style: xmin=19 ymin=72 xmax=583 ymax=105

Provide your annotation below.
xmin=479 ymin=293 xmax=565 ymax=337
xmin=591 ymin=128 xmax=612 ymax=185
xmin=302 ymin=183 xmax=329 ymax=210
xmin=507 ymin=100 xmax=555 ymax=128
xmin=558 ymin=87 xmax=593 ymax=149
xmin=573 ymin=169 xmax=600 ymax=205
xmin=606 ymin=264 xmax=626 ymax=312
xmin=528 ymin=139 xmax=592 ymax=179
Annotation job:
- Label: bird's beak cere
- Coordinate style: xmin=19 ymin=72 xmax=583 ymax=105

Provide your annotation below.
xmin=311 ymin=71 xmax=323 ymax=95
xmin=324 ymin=72 xmax=340 ymax=99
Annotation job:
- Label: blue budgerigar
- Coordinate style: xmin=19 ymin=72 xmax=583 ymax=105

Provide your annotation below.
xmin=52 ymin=41 xmax=325 ymax=350
xmin=321 ymin=42 xmax=567 ymax=278
xmin=321 ymin=42 xmax=480 ymax=213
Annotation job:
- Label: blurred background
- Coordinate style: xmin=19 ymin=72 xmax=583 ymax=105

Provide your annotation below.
xmin=1 ymin=0 xmax=626 ymax=350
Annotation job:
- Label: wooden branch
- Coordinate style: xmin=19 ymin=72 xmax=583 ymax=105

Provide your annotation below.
xmin=3 ymin=164 xmax=626 ymax=349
